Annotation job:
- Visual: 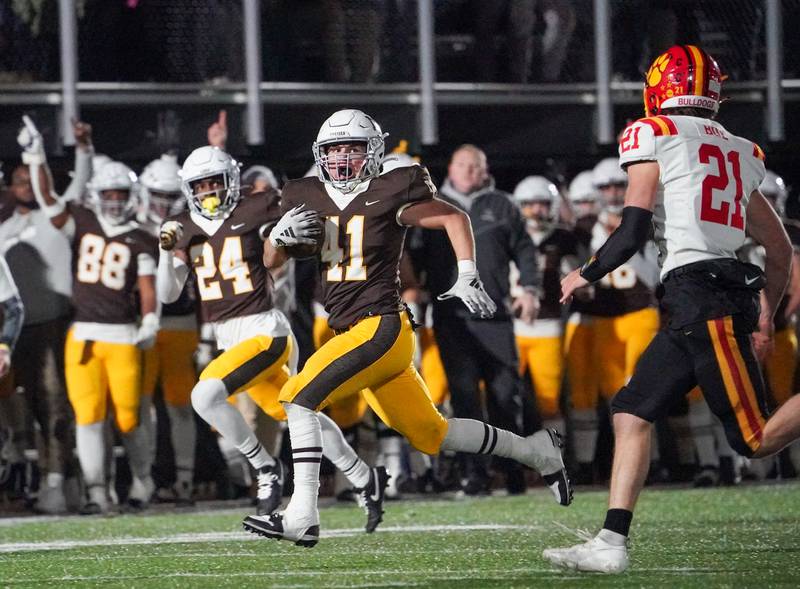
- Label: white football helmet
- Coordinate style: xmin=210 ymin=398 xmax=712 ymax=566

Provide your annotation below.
xmin=179 ymin=146 xmax=241 ymax=220
xmin=513 ymin=175 xmax=559 ymax=205
xmin=760 ymin=170 xmax=788 ymax=216
xmin=568 ymin=170 xmax=600 ymax=220
xmin=592 ymin=157 xmax=627 ymax=188
xmin=140 ymin=154 xmax=184 ymax=223
xmin=87 ymin=161 xmax=139 ymax=225
xmin=593 ymin=157 xmax=627 ymax=214
xmin=242 ymin=165 xmax=279 ymax=192
xmin=312 ymin=109 xmax=388 ymax=193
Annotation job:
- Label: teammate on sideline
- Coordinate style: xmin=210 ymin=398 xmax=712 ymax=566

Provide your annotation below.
xmin=19 ymin=117 xmax=159 ymax=513
xmin=544 ymin=45 xmax=800 ymax=573
xmin=157 ymin=145 xmax=389 ymax=528
xmin=242 ymin=108 xmax=572 ymax=548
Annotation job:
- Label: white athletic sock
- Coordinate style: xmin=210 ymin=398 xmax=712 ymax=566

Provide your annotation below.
xmin=138 ymin=394 xmax=157 ymax=463
xmin=571 ymin=408 xmax=598 ymax=464
xmin=283 ymin=403 xmax=322 ymax=525
xmin=76 ymin=422 xmax=105 ymax=487
xmin=689 ymin=399 xmax=719 ymax=468
xmin=378 ymin=435 xmax=404 ymax=495
xmin=46 ymin=471 xmax=65 ymax=489
xmin=166 ymin=404 xmax=197 ymax=474
xmin=121 ymin=423 xmax=153 ymax=481
xmin=191 ymin=379 xmax=274 ymax=469
xmin=318 ymin=411 xmax=370 ymax=489
xmin=441 ymin=418 xmax=529 ymax=464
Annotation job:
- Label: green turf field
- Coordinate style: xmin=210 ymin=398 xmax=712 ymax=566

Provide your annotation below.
xmin=1 ymin=482 xmax=798 ymax=588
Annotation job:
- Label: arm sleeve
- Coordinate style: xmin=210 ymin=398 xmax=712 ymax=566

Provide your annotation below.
xmin=0 ymin=257 xmax=23 ymax=350
xmin=157 ymin=249 xmax=190 ymax=304
xmin=137 ymin=252 xmax=156 ymax=276
xmin=580 ymin=206 xmax=654 ymax=282
xmin=508 ymin=200 xmax=541 ymax=288
xmin=62 ymin=146 xmax=93 ymax=202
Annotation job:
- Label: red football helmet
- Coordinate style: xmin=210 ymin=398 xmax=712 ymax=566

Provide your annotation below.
xmin=643 ymin=45 xmax=723 ymax=117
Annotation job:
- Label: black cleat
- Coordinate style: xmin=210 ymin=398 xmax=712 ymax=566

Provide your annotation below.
xmin=256 ymin=460 xmax=285 ymax=515
xmin=536 ymin=429 xmax=574 ymax=506
xmin=243 ymin=512 xmax=319 ymax=547
xmin=355 ymin=466 xmax=390 ymax=533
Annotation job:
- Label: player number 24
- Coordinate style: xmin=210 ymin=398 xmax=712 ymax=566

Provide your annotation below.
xmin=191 ymin=237 xmax=254 ymax=301
xmin=699 ymin=143 xmax=745 ymax=230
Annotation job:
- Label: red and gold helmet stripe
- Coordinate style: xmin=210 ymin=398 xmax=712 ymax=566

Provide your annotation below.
xmin=685 ymin=45 xmax=707 ymax=98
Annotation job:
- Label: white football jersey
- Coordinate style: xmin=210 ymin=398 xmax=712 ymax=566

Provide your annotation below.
xmin=618 ymin=115 xmax=766 ymax=278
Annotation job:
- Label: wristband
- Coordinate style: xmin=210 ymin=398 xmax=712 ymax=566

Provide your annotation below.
xmin=41 ymin=199 xmax=66 ymax=219
xmin=457 ymin=259 xmax=476 ymax=274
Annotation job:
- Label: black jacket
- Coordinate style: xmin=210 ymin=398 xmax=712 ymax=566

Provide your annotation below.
xmin=409 ymin=177 xmax=540 ymax=321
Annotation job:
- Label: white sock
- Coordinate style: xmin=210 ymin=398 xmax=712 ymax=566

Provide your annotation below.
xmin=441 ymin=418 xmax=529 ymax=465
xmin=378 ymin=435 xmax=404 ymax=494
xmin=318 ymin=411 xmax=370 ymax=489
xmin=46 ymin=472 xmax=65 ymax=489
xmin=571 ymin=408 xmax=598 ymax=464
xmin=408 ymin=448 xmax=431 ymax=477
xmin=191 ymin=379 xmax=274 ymax=469
xmin=689 ymin=400 xmax=719 ymax=468
xmin=166 ymin=404 xmax=197 ymax=475
xmin=283 ymin=402 xmax=322 ymax=525
xmin=121 ymin=424 xmax=153 ymax=481
xmin=598 ymin=528 xmax=627 ymax=546
xmin=138 ymin=394 xmax=157 ymax=464
xmin=76 ymin=422 xmax=105 ymax=487
xmin=542 ymin=416 xmax=566 ymax=436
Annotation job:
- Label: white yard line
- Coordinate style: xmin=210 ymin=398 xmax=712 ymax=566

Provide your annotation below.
xmin=0 ymin=523 xmax=545 ymax=554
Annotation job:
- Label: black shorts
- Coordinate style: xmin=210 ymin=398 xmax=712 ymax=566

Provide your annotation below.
xmin=611 ymin=259 xmax=768 ymax=457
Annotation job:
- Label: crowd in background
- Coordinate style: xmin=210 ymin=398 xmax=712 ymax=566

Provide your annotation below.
xmin=0 ymin=109 xmax=798 ymax=516
xmin=1 ymin=0 xmax=797 ymax=85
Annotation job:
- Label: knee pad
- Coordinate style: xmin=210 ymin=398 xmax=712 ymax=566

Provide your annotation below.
xmin=191 ymin=379 xmax=226 ymax=419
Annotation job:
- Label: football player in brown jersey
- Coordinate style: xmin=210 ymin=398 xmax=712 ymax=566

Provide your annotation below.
xmin=138 ymin=154 xmax=199 ymax=505
xmin=157 ymin=146 xmax=385 ymax=525
xmin=242 ymin=109 xmax=573 ymax=547
xmin=19 ymin=116 xmax=159 ymax=514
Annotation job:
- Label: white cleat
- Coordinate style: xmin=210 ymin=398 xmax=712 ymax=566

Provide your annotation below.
xmin=543 ymin=535 xmax=629 ymax=574
xmin=527 ymin=429 xmax=573 ymax=506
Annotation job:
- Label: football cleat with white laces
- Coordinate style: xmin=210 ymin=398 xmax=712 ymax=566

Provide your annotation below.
xmin=256 ymin=460 xmax=285 ymax=515
xmin=527 ymin=429 xmax=573 ymax=506
xmin=543 ymin=534 xmax=629 ymax=573
xmin=355 ymin=466 xmax=390 ymax=533
xmin=242 ymin=511 xmax=320 ymax=547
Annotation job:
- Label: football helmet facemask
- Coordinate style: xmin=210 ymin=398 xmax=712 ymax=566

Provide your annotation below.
xmin=643 ymin=45 xmax=723 ymax=117
xmin=87 ymin=161 xmax=139 ymax=225
xmin=140 ymin=154 xmax=184 ymax=223
xmin=180 ymin=146 xmax=241 ymax=220
xmin=313 ymin=109 xmax=387 ymax=193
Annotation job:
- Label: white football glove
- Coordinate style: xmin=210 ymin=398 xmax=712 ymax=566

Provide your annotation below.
xmin=135 ymin=313 xmax=159 ymax=350
xmin=17 ymin=115 xmax=46 ymax=166
xmin=193 ymin=341 xmax=215 ymax=372
xmin=159 ymin=220 xmax=184 ymax=251
xmin=268 ymin=204 xmax=322 ymax=247
xmin=438 ymin=267 xmax=497 ymax=318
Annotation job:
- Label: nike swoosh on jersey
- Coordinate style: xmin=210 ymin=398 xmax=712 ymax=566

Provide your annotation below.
xmin=365 ymin=200 xmax=380 ymax=206
xmin=231 ymin=223 xmax=245 ymax=230
xmin=745 ymin=275 xmax=759 ymax=285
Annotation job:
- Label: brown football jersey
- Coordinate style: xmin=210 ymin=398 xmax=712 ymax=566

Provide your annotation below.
xmin=536 ymin=226 xmax=579 ymax=320
xmin=281 ymin=165 xmax=435 ymax=330
xmin=591 ymin=263 xmax=656 ymax=317
xmin=172 ymin=191 xmax=281 ymax=323
xmin=70 ymin=205 xmax=158 ymax=324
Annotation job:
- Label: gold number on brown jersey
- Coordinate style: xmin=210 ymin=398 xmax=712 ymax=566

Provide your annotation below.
xmin=191 ymin=236 xmax=255 ymax=301
xmin=323 ymin=215 xmax=367 ymax=282
xmin=76 ymin=233 xmax=131 ymax=290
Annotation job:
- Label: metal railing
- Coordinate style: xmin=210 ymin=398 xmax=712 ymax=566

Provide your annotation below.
xmin=8 ymin=0 xmax=794 ymax=146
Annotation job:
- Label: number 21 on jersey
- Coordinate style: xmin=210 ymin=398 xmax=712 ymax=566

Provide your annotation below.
xmin=698 ymin=143 xmax=745 ymax=231
xmin=322 ymin=215 xmax=366 ymax=282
